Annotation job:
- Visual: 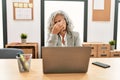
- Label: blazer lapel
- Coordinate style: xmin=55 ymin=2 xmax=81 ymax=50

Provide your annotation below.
xmin=67 ymin=33 xmax=74 ymax=46
xmin=57 ymin=35 xmax=62 ymax=46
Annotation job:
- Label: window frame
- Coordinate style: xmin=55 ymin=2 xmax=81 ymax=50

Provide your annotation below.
xmin=41 ymin=0 xmax=88 ymax=47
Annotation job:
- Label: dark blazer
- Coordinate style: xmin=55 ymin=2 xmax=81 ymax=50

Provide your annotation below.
xmin=46 ymin=31 xmax=81 ymax=47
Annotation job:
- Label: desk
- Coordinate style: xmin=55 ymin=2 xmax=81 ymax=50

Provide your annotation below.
xmin=5 ymin=42 xmax=38 ymax=58
xmin=0 ymin=58 xmax=120 ymax=80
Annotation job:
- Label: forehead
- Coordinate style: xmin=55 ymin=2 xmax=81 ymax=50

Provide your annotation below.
xmin=54 ymin=14 xmax=64 ymax=20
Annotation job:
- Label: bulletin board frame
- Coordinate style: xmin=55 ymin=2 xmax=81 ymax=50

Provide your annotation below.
xmin=92 ymin=0 xmax=111 ymax=21
xmin=13 ymin=0 xmax=33 ymax=20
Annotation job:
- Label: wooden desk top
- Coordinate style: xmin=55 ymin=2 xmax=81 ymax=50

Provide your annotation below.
xmin=0 ymin=58 xmax=120 ymax=80
xmin=6 ymin=42 xmax=38 ymax=46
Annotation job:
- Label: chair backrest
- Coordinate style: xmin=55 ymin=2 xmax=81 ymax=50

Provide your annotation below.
xmin=0 ymin=48 xmax=24 ymax=59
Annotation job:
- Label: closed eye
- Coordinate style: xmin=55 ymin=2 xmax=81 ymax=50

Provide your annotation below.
xmin=54 ymin=22 xmax=57 ymax=24
xmin=54 ymin=20 xmax=61 ymax=24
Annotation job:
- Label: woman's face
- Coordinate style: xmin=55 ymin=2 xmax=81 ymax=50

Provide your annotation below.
xmin=54 ymin=14 xmax=67 ymax=32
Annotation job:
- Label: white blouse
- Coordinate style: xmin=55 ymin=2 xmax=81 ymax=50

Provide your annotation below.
xmin=59 ymin=33 xmax=67 ymax=47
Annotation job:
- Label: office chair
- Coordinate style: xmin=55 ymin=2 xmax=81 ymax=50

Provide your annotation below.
xmin=0 ymin=48 xmax=24 ymax=59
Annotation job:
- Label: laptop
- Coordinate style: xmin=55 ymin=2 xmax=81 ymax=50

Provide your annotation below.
xmin=42 ymin=47 xmax=91 ymax=73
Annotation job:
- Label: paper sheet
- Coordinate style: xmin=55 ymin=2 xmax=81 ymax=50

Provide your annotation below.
xmin=94 ymin=0 xmax=104 ymax=10
xmin=15 ymin=8 xmax=32 ymax=20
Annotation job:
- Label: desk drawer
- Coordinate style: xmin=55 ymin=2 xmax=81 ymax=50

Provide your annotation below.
xmin=22 ymin=49 xmax=32 ymax=54
xmin=110 ymin=50 xmax=120 ymax=57
xmin=98 ymin=50 xmax=110 ymax=58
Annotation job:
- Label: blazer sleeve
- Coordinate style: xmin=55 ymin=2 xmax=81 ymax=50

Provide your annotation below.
xmin=74 ymin=32 xmax=81 ymax=46
xmin=46 ymin=34 xmax=58 ymax=47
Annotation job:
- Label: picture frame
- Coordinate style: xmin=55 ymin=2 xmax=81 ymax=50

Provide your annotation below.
xmin=13 ymin=0 xmax=33 ymax=20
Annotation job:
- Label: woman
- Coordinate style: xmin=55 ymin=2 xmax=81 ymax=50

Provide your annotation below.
xmin=46 ymin=10 xmax=81 ymax=47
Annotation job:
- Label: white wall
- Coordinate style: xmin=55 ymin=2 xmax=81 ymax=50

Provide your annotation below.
xmin=44 ymin=1 xmax=84 ymax=46
xmin=6 ymin=0 xmax=41 ymax=57
xmin=0 ymin=0 xmax=3 ymax=48
xmin=117 ymin=3 xmax=120 ymax=50
xmin=87 ymin=0 xmax=115 ymax=43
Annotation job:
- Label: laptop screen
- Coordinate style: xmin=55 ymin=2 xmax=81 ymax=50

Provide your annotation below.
xmin=42 ymin=47 xmax=91 ymax=73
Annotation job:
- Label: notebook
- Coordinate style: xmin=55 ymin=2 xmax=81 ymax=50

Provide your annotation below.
xmin=42 ymin=47 xmax=91 ymax=73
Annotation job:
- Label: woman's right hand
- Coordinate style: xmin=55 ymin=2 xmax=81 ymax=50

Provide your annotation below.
xmin=51 ymin=20 xmax=64 ymax=34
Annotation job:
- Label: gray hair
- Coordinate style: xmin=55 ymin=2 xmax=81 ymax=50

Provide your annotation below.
xmin=47 ymin=10 xmax=74 ymax=34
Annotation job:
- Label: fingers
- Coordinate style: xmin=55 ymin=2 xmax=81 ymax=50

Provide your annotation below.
xmin=52 ymin=25 xmax=63 ymax=34
xmin=51 ymin=20 xmax=64 ymax=34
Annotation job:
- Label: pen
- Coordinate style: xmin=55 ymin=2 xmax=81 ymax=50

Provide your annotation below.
xmin=18 ymin=54 xmax=29 ymax=71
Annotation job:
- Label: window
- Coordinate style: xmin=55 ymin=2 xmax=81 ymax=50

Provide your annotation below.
xmin=41 ymin=0 xmax=88 ymax=46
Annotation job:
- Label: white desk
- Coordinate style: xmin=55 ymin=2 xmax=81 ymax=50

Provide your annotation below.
xmin=0 ymin=58 xmax=120 ymax=80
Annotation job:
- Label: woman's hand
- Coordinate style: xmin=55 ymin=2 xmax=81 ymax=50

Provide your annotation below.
xmin=51 ymin=20 xmax=64 ymax=34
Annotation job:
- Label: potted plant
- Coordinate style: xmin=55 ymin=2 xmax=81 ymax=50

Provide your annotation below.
xmin=20 ymin=33 xmax=27 ymax=43
xmin=109 ymin=40 xmax=116 ymax=50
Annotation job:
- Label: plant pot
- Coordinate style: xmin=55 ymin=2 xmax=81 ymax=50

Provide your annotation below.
xmin=21 ymin=39 xmax=26 ymax=43
xmin=110 ymin=45 xmax=115 ymax=50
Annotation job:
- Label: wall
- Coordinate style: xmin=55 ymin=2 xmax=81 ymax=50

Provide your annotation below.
xmin=0 ymin=0 xmax=3 ymax=48
xmin=87 ymin=0 xmax=115 ymax=43
xmin=117 ymin=3 xmax=120 ymax=49
xmin=6 ymin=0 xmax=41 ymax=57
xmin=6 ymin=0 xmax=116 ymax=57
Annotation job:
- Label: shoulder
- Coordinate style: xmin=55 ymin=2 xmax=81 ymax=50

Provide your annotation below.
xmin=71 ymin=31 xmax=79 ymax=36
xmin=67 ymin=31 xmax=79 ymax=38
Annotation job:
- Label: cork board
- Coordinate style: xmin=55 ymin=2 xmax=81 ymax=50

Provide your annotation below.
xmin=92 ymin=0 xmax=111 ymax=21
xmin=13 ymin=0 xmax=33 ymax=20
